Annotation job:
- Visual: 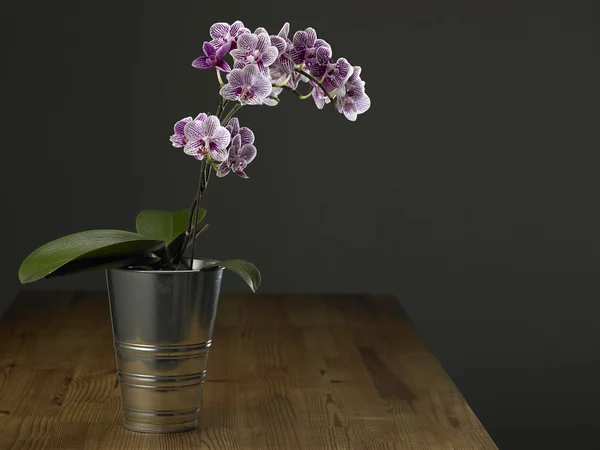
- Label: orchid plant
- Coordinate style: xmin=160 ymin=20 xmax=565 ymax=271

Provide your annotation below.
xmin=18 ymin=20 xmax=370 ymax=292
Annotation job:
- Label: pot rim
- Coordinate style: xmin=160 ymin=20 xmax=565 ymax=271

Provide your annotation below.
xmin=110 ymin=257 xmax=223 ymax=275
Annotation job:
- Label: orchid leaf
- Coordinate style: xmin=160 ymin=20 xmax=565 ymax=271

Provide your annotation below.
xmin=136 ymin=209 xmax=206 ymax=246
xmin=205 ymin=259 xmax=261 ymax=293
xmin=18 ymin=230 xmax=165 ymax=284
xmin=48 ymin=254 xmax=162 ymax=278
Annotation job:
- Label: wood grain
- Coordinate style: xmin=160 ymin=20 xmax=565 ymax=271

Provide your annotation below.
xmin=0 ymin=291 xmax=496 ymax=449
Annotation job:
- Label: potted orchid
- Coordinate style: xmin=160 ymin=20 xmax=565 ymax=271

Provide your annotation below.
xmin=18 ymin=20 xmax=370 ymax=433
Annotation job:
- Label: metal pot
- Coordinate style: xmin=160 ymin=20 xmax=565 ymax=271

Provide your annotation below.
xmin=105 ymin=258 xmax=223 ymax=433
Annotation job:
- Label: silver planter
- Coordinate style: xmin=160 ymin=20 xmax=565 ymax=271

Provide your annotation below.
xmin=105 ymin=258 xmax=224 ymax=433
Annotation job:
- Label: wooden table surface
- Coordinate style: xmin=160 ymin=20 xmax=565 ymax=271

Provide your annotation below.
xmin=0 ymin=291 xmax=496 ymax=449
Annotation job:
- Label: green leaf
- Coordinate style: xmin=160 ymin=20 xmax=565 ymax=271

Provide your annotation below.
xmin=18 ymin=230 xmax=165 ymax=284
xmin=136 ymin=208 xmax=206 ymax=246
xmin=205 ymin=259 xmax=261 ymax=293
xmin=49 ymin=254 xmax=162 ymax=278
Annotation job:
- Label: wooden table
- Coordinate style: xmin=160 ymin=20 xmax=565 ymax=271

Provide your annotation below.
xmin=0 ymin=291 xmax=496 ymax=449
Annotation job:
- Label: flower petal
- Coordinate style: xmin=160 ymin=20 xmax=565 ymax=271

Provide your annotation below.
xmin=217 ymin=41 xmax=232 ymax=54
xmin=226 ymin=117 xmax=240 ymax=136
xmin=184 ymin=139 xmax=204 ymax=154
xmin=211 ymin=126 xmax=231 ymax=149
xmin=209 ymin=146 xmax=229 ymax=162
xmin=237 ymin=33 xmax=257 ymax=51
xmin=174 ymin=117 xmax=192 ymax=134
xmin=192 ymin=56 xmax=214 ymax=69
xmin=305 ymin=28 xmax=317 ymax=46
xmin=229 ymin=134 xmax=242 ymax=153
xmin=240 ymin=94 xmax=264 ymax=106
xmin=270 ymin=36 xmax=286 ymax=54
xmin=254 ymin=26 xmax=268 ymax=35
xmin=202 ymin=115 xmax=221 ymax=137
xmin=239 ymin=144 xmax=257 ymax=164
xmin=293 ymin=30 xmax=308 ymax=49
xmin=278 ymin=55 xmax=294 ymax=74
xmin=241 ymin=64 xmax=260 ymax=85
xmin=342 ymin=106 xmax=358 ymax=121
xmin=338 ymin=58 xmax=353 ymax=82
xmin=316 ymin=46 xmax=332 ymax=65
xmin=349 ymin=66 xmax=362 ymax=82
xmin=354 ymin=93 xmax=371 ymax=114
xmin=290 ymin=48 xmax=305 ymax=65
xmin=216 ymin=60 xmax=231 ymax=72
xmin=170 ymin=134 xmax=186 ymax=147
xmin=314 ymin=39 xmax=329 ymax=50
xmin=234 ymin=169 xmax=249 ymax=179
xmin=261 ymin=46 xmax=279 ymax=67
xmin=312 ymin=88 xmax=328 ymax=110
xmin=230 ymin=49 xmax=248 ymax=60
xmin=233 ymin=59 xmax=247 ymax=70
xmin=262 ymin=97 xmax=279 ymax=106
xmin=184 ymin=120 xmax=204 ymax=140
xmin=210 ymin=22 xmax=230 ymax=40
xmin=230 ymin=20 xmax=245 ymax=36
xmin=239 ymin=127 xmax=255 ymax=145
xmin=194 ymin=113 xmax=207 ymax=122
xmin=215 ymin=44 xmax=230 ymax=59
xmin=226 ymin=68 xmax=245 ymax=87
xmin=256 ymin=33 xmax=270 ymax=52
xmin=203 ymin=41 xmax=215 ymax=57
xmin=278 ymin=22 xmax=290 ymax=39
xmin=216 ymin=161 xmax=231 ymax=177
xmin=310 ymin=64 xmax=326 ymax=79
xmin=251 ymin=73 xmax=273 ymax=98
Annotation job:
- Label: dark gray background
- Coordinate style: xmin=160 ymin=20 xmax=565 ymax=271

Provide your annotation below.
xmin=1 ymin=1 xmax=598 ymax=448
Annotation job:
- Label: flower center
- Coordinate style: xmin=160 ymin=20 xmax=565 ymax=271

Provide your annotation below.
xmin=241 ymin=85 xmax=255 ymax=101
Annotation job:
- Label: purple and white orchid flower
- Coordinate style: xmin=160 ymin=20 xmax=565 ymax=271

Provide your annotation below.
xmin=170 ymin=21 xmax=371 ymax=178
xmin=310 ymin=57 xmax=353 ymax=90
xmin=192 ymin=42 xmax=231 ymax=72
xmin=335 ymin=66 xmax=371 ymax=121
xmin=308 ymin=58 xmax=353 ymax=109
xmin=226 ymin=117 xmax=255 ymax=146
xmin=183 ymin=115 xmax=231 ymax=161
xmin=230 ymin=33 xmax=279 ymax=75
xmin=209 ymin=21 xmax=249 ymax=53
xmin=170 ymin=113 xmax=207 ymax=147
xmin=263 ymin=86 xmax=282 ymax=106
xmin=216 ymin=133 xmax=257 ymax=178
xmin=290 ymin=28 xmax=331 ymax=67
xmin=219 ymin=64 xmax=272 ymax=105
xmin=269 ymin=23 xmax=296 ymax=84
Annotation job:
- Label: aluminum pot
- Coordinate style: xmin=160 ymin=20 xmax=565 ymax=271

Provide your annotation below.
xmin=105 ymin=258 xmax=223 ymax=433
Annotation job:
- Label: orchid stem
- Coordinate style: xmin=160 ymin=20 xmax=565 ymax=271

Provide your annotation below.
xmin=280 ymin=85 xmax=314 ymax=100
xmin=221 ymin=104 xmax=243 ymax=125
xmin=190 ymin=159 xmax=207 ymax=263
xmin=216 ymin=69 xmax=224 ymax=87
xmin=294 ymin=68 xmax=335 ymax=102
xmin=274 ymin=74 xmax=291 ymax=87
xmin=216 ymin=98 xmax=226 ymax=118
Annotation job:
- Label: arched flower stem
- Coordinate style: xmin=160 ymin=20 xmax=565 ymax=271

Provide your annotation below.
xmin=280 ymin=85 xmax=314 ymax=100
xmin=221 ymin=103 xmax=243 ymax=125
xmin=294 ymin=68 xmax=335 ymax=102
